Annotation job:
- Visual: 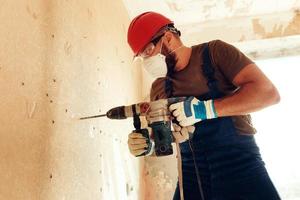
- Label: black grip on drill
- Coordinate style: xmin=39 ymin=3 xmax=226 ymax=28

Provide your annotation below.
xmin=151 ymin=121 xmax=173 ymax=156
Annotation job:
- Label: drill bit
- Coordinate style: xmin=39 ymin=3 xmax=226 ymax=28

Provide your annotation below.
xmin=79 ymin=114 xmax=106 ymax=120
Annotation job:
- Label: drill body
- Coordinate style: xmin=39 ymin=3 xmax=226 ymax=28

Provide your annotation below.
xmin=106 ymin=97 xmax=186 ymax=156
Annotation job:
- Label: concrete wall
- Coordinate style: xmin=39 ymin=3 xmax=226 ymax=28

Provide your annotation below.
xmin=0 ymin=0 xmax=143 ymax=199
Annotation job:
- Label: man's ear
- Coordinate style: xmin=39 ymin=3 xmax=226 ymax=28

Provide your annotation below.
xmin=164 ymin=31 xmax=173 ymax=44
xmin=162 ymin=31 xmax=174 ymax=52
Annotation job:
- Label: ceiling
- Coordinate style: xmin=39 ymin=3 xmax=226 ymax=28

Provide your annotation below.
xmin=123 ymin=0 xmax=300 ymax=25
xmin=123 ymin=0 xmax=300 ymax=59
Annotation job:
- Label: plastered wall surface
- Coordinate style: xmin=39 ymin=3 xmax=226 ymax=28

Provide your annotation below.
xmin=0 ymin=0 xmax=144 ymax=199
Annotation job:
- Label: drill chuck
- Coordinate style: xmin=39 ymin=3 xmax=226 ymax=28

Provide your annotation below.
xmin=106 ymin=106 xmax=127 ymax=119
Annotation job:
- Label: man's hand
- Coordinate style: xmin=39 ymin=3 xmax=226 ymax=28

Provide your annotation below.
xmin=169 ymin=96 xmax=218 ymax=126
xmin=172 ymin=123 xmax=195 ymax=143
xmin=127 ymin=132 xmax=154 ymax=157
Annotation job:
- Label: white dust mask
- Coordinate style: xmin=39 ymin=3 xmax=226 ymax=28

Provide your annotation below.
xmin=142 ymin=37 xmax=183 ymax=79
xmin=143 ymin=54 xmax=167 ymax=79
xmin=142 ymin=37 xmax=167 ymax=79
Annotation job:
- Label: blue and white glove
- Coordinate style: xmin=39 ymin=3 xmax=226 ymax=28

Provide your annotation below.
xmin=169 ymin=97 xmax=218 ymax=126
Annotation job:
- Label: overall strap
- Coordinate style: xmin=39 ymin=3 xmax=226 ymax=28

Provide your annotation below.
xmin=201 ymin=43 xmax=223 ymax=99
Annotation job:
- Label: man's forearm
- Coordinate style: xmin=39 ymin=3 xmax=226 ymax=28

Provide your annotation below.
xmin=214 ymin=82 xmax=280 ymax=117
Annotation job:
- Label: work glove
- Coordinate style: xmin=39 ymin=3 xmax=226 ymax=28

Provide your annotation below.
xmin=127 ymin=131 xmax=154 ymax=157
xmin=172 ymin=123 xmax=195 ymax=143
xmin=169 ymin=96 xmax=218 ymax=127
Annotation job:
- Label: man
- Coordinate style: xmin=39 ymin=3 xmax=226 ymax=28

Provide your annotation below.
xmin=127 ymin=11 xmax=281 ymax=200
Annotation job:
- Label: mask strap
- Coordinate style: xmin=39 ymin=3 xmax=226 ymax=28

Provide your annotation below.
xmin=169 ymin=45 xmax=183 ymax=55
xmin=159 ymin=36 xmax=164 ymax=54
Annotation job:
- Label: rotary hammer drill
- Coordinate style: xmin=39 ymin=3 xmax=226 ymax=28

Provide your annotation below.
xmin=80 ymin=97 xmax=186 ymax=157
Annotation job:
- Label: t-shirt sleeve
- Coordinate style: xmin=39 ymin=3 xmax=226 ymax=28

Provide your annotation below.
xmin=150 ymin=79 xmax=160 ymax=101
xmin=209 ymin=40 xmax=254 ymax=82
xmin=150 ymin=78 xmax=166 ymax=101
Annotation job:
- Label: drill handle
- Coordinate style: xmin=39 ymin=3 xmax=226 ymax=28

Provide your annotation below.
xmin=133 ymin=114 xmax=141 ymax=130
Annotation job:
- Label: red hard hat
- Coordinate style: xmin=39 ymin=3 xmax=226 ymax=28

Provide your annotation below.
xmin=127 ymin=12 xmax=173 ymax=55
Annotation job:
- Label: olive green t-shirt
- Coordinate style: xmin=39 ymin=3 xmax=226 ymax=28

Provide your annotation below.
xmin=150 ymin=40 xmax=256 ymax=134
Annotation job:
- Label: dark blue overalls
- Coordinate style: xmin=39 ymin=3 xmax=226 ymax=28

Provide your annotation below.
xmin=172 ymin=43 xmax=281 ymax=200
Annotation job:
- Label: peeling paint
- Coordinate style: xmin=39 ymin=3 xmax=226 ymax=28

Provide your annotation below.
xmin=166 ymin=1 xmax=182 ymax=12
xmin=283 ymin=10 xmax=300 ymax=36
xmin=252 ymin=18 xmax=266 ymax=37
xmin=252 ymin=10 xmax=300 ymax=39
xmin=225 ymin=0 xmax=235 ymax=12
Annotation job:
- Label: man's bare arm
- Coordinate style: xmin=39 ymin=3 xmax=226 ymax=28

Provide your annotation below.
xmin=214 ymin=63 xmax=280 ymax=116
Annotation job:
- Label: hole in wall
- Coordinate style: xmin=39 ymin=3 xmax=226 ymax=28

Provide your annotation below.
xmin=21 ymin=82 xmax=25 ymax=86
xmin=126 ymin=183 xmax=134 ymax=195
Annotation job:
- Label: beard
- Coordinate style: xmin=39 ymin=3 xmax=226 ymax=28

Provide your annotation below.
xmin=163 ymin=43 xmax=177 ymax=77
xmin=164 ymin=46 xmax=177 ymax=97
xmin=165 ymin=54 xmax=176 ymax=76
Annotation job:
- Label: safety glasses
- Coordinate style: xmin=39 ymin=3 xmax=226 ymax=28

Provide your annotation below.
xmin=138 ymin=34 xmax=164 ymax=58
